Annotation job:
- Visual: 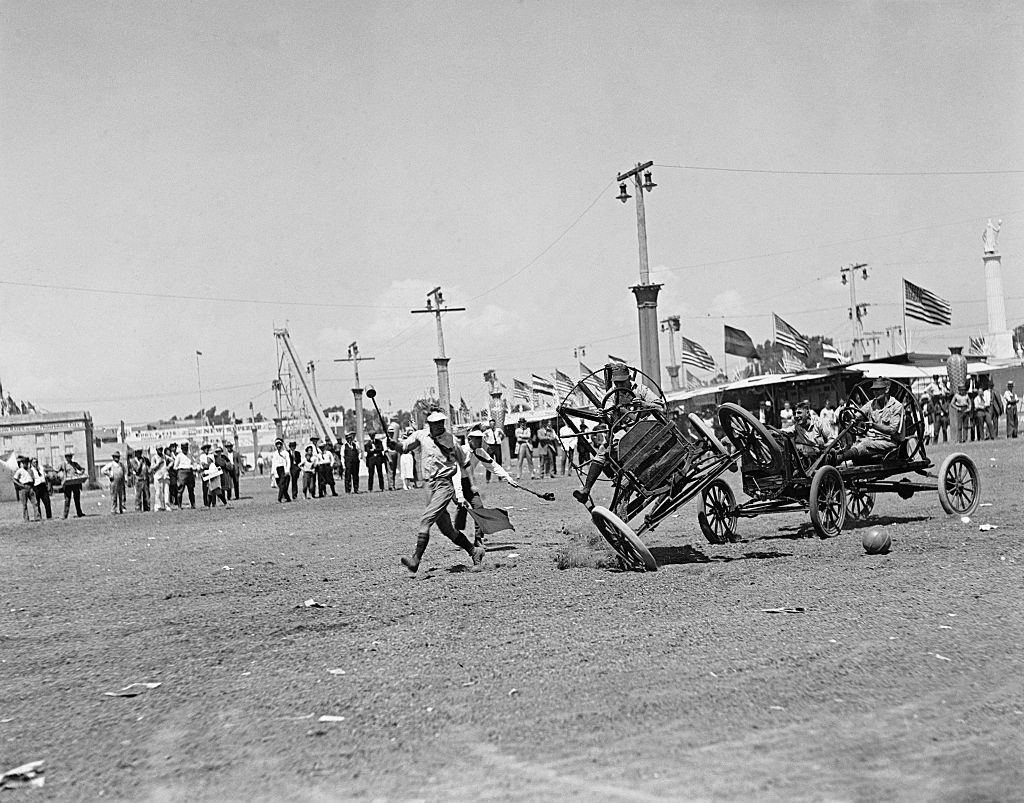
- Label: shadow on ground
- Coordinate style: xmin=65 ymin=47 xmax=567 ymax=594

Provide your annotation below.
xmin=650 ymin=545 xmax=792 ymax=566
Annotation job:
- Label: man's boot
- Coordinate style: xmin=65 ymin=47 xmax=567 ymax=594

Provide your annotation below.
xmin=401 ymin=534 xmax=430 ymax=573
xmin=573 ymin=460 xmax=603 ymax=504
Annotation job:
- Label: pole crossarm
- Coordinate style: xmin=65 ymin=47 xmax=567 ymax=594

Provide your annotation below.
xmin=616 ymin=160 xmax=655 ymax=183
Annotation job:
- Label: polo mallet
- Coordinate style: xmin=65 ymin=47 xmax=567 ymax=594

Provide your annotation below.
xmin=514 ymin=483 xmax=555 ymax=502
xmin=364 ymin=386 xmax=389 ymax=434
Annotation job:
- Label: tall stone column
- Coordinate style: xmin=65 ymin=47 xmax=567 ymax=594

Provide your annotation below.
xmin=982 ymin=251 xmax=1015 ymax=360
xmin=631 ymin=283 xmax=663 ymax=390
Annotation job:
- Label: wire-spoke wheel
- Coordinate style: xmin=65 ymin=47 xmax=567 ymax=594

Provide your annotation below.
xmin=698 ymin=480 xmax=739 ymax=544
xmin=809 ymin=465 xmax=846 ymax=538
xmin=938 ymin=452 xmax=981 ymax=516
xmin=591 ymin=506 xmax=658 ymax=572
xmin=846 ymin=487 xmax=876 ymax=522
xmin=718 ymin=403 xmax=783 ymax=471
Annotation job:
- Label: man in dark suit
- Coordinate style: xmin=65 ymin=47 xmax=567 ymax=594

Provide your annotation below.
xmin=288 ymin=441 xmax=302 ymax=499
xmin=342 ymin=432 xmax=361 ymax=493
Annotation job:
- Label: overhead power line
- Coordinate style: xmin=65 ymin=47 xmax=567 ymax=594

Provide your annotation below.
xmin=657 ymin=163 xmax=1024 ymax=176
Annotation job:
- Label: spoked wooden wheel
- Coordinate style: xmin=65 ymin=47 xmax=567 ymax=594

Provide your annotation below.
xmin=717 ymin=403 xmax=783 ymax=470
xmin=698 ymin=479 xmax=739 ymax=544
xmin=938 ymin=452 xmax=981 ymax=516
xmin=687 ymin=413 xmax=729 ymax=457
xmin=591 ymin=506 xmax=658 ymax=572
xmin=809 ymin=465 xmax=846 ymax=538
xmin=846 ymin=486 xmax=876 ymax=522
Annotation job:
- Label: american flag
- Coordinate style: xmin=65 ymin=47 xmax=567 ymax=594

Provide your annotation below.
xmin=607 ymin=354 xmax=628 ymax=365
xmin=780 ymin=351 xmax=806 ymax=373
xmin=578 ymin=362 xmax=605 ymax=404
xmin=903 ymin=279 xmax=952 ymax=326
xmin=773 ymin=314 xmax=808 ymax=355
xmin=821 ymin=341 xmax=844 ymax=363
xmin=679 ymin=336 xmax=715 ymax=371
xmin=553 ymin=369 xmax=575 ymax=401
xmin=532 ymin=373 xmax=555 ymax=408
xmin=513 ymin=379 xmax=532 ymax=407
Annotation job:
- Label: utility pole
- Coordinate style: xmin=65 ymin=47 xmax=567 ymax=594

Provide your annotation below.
xmin=334 ymin=342 xmax=375 ymax=456
xmin=411 ymin=286 xmax=465 ymax=418
xmin=660 ymin=315 xmax=681 ymax=390
xmin=195 ymin=350 xmax=204 ymax=412
xmin=839 ymin=263 xmax=870 ymax=360
xmin=861 ymin=330 xmax=885 ymax=361
xmin=616 ymin=160 xmax=661 ymax=390
xmin=306 ymin=361 xmax=317 ymax=397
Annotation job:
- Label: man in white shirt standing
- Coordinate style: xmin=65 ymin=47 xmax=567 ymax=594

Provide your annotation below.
xmin=391 ymin=411 xmax=484 ymax=574
xmin=481 ymin=419 xmax=504 ymax=483
xmin=1003 ymin=380 xmax=1019 ymax=438
xmin=818 ymin=399 xmax=838 ymax=440
xmin=558 ymin=422 xmax=577 ymax=476
xmin=151 ymin=446 xmax=170 ymax=511
xmin=173 ymin=443 xmax=196 ymax=509
xmin=271 ymin=438 xmax=292 ymax=503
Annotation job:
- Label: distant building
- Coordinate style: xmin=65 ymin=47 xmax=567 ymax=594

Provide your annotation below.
xmin=0 ymin=411 xmax=97 ymax=485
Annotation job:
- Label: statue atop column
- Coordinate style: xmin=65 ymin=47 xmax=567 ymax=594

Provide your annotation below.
xmin=982 ymin=218 xmax=1002 ymax=254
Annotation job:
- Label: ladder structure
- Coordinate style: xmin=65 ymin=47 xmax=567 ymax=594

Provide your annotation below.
xmin=273 ymin=328 xmax=336 ymax=446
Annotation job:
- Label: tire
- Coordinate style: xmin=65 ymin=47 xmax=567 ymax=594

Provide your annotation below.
xmin=937 ymin=452 xmax=981 ymax=516
xmin=699 ymin=479 xmax=739 ymax=544
xmin=718 ymin=403 xmax=784 ymax=471
xmin=591 ymin=506 xmax=658 ymax=572
xmin=687 ymin=413 xmax=729 ymax=457
xmin=809 ymin=465 xmax=846 ymax=538
xmin=846 ymin=487 xmax=875 ymax=522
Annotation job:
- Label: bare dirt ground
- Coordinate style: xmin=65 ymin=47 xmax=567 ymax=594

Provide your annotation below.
xmin=2 ymin=438 xmax=1022 ymax=801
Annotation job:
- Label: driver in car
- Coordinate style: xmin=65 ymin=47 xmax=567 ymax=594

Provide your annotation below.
xmin=835 ymin=378 xmax=905 ymax=464
xmin=572 ymin=362 xmax=665 ymax=504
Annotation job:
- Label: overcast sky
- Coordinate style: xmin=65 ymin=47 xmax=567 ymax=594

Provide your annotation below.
xmin=2 ymin=0 xmax=1022 ymax=423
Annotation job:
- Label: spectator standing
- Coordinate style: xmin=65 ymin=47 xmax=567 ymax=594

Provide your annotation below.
xmin=271 ymin=438 xmax=291 ymax=502
xmin=198 ymin=443 xmax=214 ymax=507
xmin=384 ymin=435 xmax=399 ymax=491
xmin=933 ymin=393 xmax=950 ymax=443
xmin=226 ymin=442 xmax=244 ymax=499
xmin=58 ymin=450 xmax=86 ymax=518
xmin=166 ymin=443 xmax=179 ymax=506
xmin=342 ymin=432 xmax=361 ymax=493
xmin=31 ymin=458 xmax=52 ymax=520
xmin=970 ymin=390 xmax=984 ymax=441
xmin=207 ymin=446 xmax=231 ymax=507
xmin=256 ymin=453 xmax=265 ymax=476
xmin=514 ymin=418 xmax=535 ymax=480
xmin=989 ymin=383 xmax=1003 ymax=438
xmin=818 ymin=400 xmax=838 ymax=440
xmin=318 ymin=440 xmax=339 ymax=497
xmin=173 ymin=443 xmax=196 ymax=509
xmin=1003 ymin=381 xmax=1019 ymax=438
xmin=13 ymin=457 xmax=38 ymax=522
xmin=951 ymin=385 xmax=971 ymax=443
xmin=133 ymin=451 xmax=151 ymax=511
xmin=399 ymin=430 xmax=415 ymax=490
xmin=288 ymin=441 xmax=301 ymax=499
xmin=482 ymin=419 xmax=504 ymax=482
xmin=102 ymin=451 xmax=127 ymax=514
xmin=152 ymin=446 xmax=169 ymax=511
xmin=779 ymin=401 xmax=795 ymax=432
xmin=558 ymin=422 xmax=577 ymax=475
xmin=365 ymin=436 xmax=385 ymax=492
xmin=300 ymin=446 xmax=317 ymax=498
xmin=537 ymin=422 xmax=558 ymax=478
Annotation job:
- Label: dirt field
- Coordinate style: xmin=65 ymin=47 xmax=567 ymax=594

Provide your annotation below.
xmin=2 ymin=437 xmax=1022 ymax=801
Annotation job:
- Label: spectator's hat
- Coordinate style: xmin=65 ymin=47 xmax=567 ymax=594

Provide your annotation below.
xmin=870 ymin=378 xmax=890 ymax=391
xmin=112 ymin=451 xmax=121 ymax=458
xmin=310 ymin=435 xmax=320 ymax=443
xmin=426 ymin=411 xmax=447 ymax=423
xmin=305 ymin=444 xmax=313 ymax=451
xmin=225 ymin=442 xmax=234 ymax=448
xmin=64 ymin=449 xmax=74 ymax=456
xmin=274 ymin=437 xmax=283 ymax=446
xmin=468 ymin=424 xmax=485 ymax=437
xmin=201 ymin=443 xmax=211 ymax=450
xmin=214 ymin=444 xmax=223 ymax=452
xmin=1008 ymin=380 xmax=1015 ymax=386
xmin=517 ymin=417 xmax=527 ymax=424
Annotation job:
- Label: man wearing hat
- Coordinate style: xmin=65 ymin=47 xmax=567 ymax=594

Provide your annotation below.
xmin=316 ymin=437 xmax=339 ymax=497
xmin=166 ymin=443 xmax=180 ymax=505
xmin=173 ymin=442 xmax=197 ymax=509
xmin=458 ymin=424 xmax=518 ymax=547
xmin=835 ymin=378 xmax=905 ymax=464
xmin=58 ymin=450 xmax=86 ymax=518
xmin=342 ymin=432 xmax=361 ymax=494
xmin=13 ymin=456 xmax=39 ymax=522
xmin=1002 ymin=380 xmax=1018 ymax=438
xmin=208 ymin=444 xmax=232 ymax=507
xmin=198 ymin=443 xmax=214 ymax=507
xmin=101 ymin=451 xmax=127 ymax=514
xmin=151 ymin=446 xmax=170 ymax=511
xmin=271 ymin=438 xmax=291 ymax=502
xmin=572 ymin=362 xmax=665 ymax=505
xmin=391 ymin=410 xmax=484 ymax=573
xmin=288 ymin=441 xmax=302 ymax=500
xmin=950 ymin=384 xmax=971 ymax=443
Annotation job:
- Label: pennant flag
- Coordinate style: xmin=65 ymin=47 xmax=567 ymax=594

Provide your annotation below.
xmin=680 ymin=336 xmax=715 ymax=371
xmin=467 ymin=507 xmax=515 ymax=535
xmin=532 ymin=374 xmax=555 ymax=409
xmin=821 ymin=341 xmax=844 ymax=363
xmin=512 ymin=379 xmax=532 ymax=407
xmin=196 ymin=350 xmax=203 ymax=356
xmin=773 ymin=314 xmax=808 ymax=356
xmin=904 ymin=279 xmax=952 ymax=326
xmin=607 ymin=354 xmax=628 ymax=365
xmin=724 ymin=325 xmax=758 ymax=359
xmin=553 ymin=369 xmax=574 ymax=401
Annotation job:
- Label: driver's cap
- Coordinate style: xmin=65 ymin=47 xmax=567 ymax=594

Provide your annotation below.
xmin=426 ymin=411 xmax=447 ymax=423
xmin=608 ymin=362 xmax=630 ymax=382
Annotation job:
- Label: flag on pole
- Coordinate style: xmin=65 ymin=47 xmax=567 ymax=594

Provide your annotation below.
xmin=578 ymin=362 xmax=605 ymax=403
xmin=773 ymin=314 xmax=808 ymax=355
xmin=724 ymin=325 xmax=758 ymax=359
xmin=553 ymin=369 xmax=574 ymax=401
xmin=680 ymin=336 xmax=716 ymax=371
xmin=196 ymin=350 xmax=203 ymax=356
xmin=532 ymin=374 xmax=555 ymax=408
xmin=780 ymin=351 xmax=806 ymax=373
xmin=821 ymin=341 xmax=844 ymax=363
xmin=903 ymin=279 xmax=952 ymax=326
xmin=513 ymin=379 xmax=532 ymax=408
xmin=607 ymin=354 xmax=628 ymax=365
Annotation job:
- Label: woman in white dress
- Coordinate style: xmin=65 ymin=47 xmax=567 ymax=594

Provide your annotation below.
xmin=399 ymin=428 xmax=415 ymax=490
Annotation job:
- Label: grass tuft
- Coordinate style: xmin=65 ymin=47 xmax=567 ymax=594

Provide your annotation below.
xmin=553 ymin=525 xmax=619 ymax=570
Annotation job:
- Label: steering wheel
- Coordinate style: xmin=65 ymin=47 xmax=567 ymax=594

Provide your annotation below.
xmin=838 ymin=404 xmax=870 ymax=436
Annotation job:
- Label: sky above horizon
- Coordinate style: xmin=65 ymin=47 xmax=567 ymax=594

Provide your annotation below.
xmin=2 ymin=0 xmax=1022 ymax=424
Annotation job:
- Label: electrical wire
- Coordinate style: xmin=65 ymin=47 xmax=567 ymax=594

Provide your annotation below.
xmin=657 ymin=163 xmax=1024 ymax=176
